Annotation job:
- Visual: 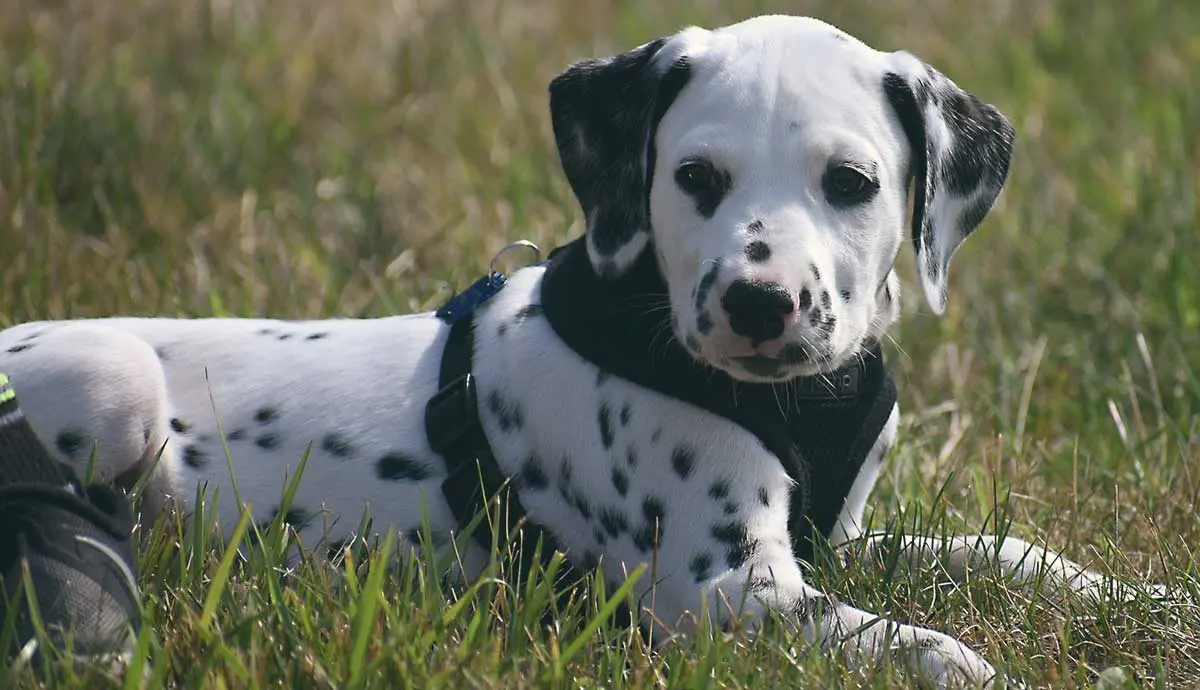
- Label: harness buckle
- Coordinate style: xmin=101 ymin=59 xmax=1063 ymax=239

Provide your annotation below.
xmin=425 ymin=372 xmax=481 ymax=455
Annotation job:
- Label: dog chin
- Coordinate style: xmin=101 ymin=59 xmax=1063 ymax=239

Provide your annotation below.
xmin=725 ymin=357 xmax=823 ymax=383
xmin=712 ymin=342 xmax=864 ymax=383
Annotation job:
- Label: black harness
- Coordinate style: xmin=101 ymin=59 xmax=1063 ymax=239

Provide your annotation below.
xmin=425 ymin=237 xmax=897 ymax=577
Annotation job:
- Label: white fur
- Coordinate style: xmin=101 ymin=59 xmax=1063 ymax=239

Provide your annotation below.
xmin=0 ymin=15 xmax=1149 ymax=690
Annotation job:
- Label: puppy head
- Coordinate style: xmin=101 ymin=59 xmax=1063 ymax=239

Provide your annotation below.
xmin=550 ymin=15 xmax=1014 ymax=382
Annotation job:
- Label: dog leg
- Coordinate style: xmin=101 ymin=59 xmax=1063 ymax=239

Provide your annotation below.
xmin=664 ymin=544 xmax=998 ymax=688
xmin=0 ymin=323 xmax=176 ymax=516
xmin=846 ymin=532 xmax=1168 ymax=606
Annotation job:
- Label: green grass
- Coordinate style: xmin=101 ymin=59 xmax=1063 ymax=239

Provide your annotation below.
xmin=1 ymin=0 xmax=1199 ymax=687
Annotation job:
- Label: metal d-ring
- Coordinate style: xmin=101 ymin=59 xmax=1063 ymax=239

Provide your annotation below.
xmin=489 ymin=240 xmax=542 ymax=277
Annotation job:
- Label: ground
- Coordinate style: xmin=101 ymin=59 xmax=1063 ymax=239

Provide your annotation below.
xmin=1 ymin=0 xmax=1198 ymax=687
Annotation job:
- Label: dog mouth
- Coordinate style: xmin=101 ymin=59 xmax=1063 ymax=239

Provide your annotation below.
xmin=730 ymin=344 xmax=816 ymax=378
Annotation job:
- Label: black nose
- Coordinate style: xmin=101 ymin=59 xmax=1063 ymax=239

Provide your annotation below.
xmin=721 ymin=280 xmax=795 ymax=343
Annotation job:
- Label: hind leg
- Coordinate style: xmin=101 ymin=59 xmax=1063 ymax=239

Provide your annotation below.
xmin=0 ymin=322 xmax=177 ymax=518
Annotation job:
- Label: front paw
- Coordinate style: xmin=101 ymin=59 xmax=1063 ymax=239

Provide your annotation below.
xmin=896 ymin=631 xmax=999 ymax=689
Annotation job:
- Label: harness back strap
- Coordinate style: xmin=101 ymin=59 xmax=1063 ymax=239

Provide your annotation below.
xmin=426 ymin=315 xmax=563 ymax=576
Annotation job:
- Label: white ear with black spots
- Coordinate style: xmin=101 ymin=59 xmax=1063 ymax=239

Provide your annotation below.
xmin=883 ymin=53 xmax=1016 ymax=314
xmin=548 ymin=33 xmax=696 ymax=276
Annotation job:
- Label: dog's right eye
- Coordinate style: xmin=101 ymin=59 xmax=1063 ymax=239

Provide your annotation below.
xmin=675 ymin=160 xmax=717 ymax=194
xmin=674 ymin=158 xmax=730 ymax=218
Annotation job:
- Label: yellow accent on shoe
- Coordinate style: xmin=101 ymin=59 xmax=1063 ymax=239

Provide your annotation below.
xmin=0 ymin=373 xmax=14 ymax=404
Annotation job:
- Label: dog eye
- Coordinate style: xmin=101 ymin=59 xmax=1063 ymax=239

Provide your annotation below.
xmin=674 ymin=158 xmax=731 ymax=218
xmin=675 ymin=159 xmax=718 ymax=195
xmin=823 ymin=165 xmax=878 ymax=205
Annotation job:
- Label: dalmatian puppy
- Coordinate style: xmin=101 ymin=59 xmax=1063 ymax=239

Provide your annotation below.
xmin=0 ymin=14 xmax=1139 ymax=688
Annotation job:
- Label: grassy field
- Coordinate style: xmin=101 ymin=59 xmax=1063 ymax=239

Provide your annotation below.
xmin=1 ymin=0 xmax=1199 ymax=687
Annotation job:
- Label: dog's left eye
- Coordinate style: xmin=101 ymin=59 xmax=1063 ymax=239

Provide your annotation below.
xmin=823 ymin=165 xmax=878 ymax=205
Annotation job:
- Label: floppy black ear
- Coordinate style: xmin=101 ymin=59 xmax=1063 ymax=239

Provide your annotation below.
xmin=883 ymin=53 xmax=1016 ymax=314
xmin=549 ymin=36 xmax=693 ymax=276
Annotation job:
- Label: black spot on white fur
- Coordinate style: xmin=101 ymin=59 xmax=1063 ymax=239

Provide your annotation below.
xmin=689 ymin=552 xmax=713 ymax=582
xmin=708 ymin=479 xmax=730 ymax=500
xmin=611 ymin=467 xmax=629 ymax=497
xmin=513 ymin=304 xmax=544 ymax=324
xmin=797 ymin=289 xmax=812 ymax=311
xmin=696 ymin=311 xmax=714 ymax=335
xmin=55 ymin=430 xmax=86 ymax=459
xmin=598 ymin=404 xmax=615 ymax=449
xmin=321 ymin=432 xmax=356 ymax=458
xmin=255 ymin=433 xmax=280 ymax=450
xmin=619 ymin=403 xmax=632 ymax=427
xmin=227 ymin=428 xmax=247 ymax=442
xmin=254 ymin=407 xmax=279 ymax=424
xmin=169 ymin=418 xmax=190 ymax=434
xmin=278 ymin=507 xmax=311 ymax=529
xmin=694 ymin=261 xmax=721 ymax=313
xmin=487 ymin=391 xmax=524 ymax=433
xmin=6 ymin=344 xmax=32 ymax=353
xmin=626 ymin=447 xmax=638 ymax=468
xmin=571 ymin=492 xmax=593 ymax=521
xmin=747 ymin=219 xmax=764 ymax=234
xmin=839 ymin=288 xmax=852 ymax=302
xmin=642 ymin=496 xmax=665 ymax=527
xmin=305 ymin=332 xmax=329 ymax=341
xmin=557 ymin=457 xmax=593 ymax=522
xmin=757 ymin=487 xmax=770 ymax=507
xmin=671 ymin=445 xmax=695 ymax=479
xmin=327 ymin=535 xmax=359 ymax=561
xmin=633 ymin=495 xmax=667 ymax=553
xmin=377 ymin=453 xmax=434 ymax=481
xmin=519 ymin=454 xmax=548 ymax=490
xmin=599 ymin=508 xmax=629 ymax=537
xmin=745 ymin=241 xmax=771 ymax=263
xmin=183 ymin=444 xmax=206 ymax=469
xmin=711 ymin=521 xmax=756 ymax=570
